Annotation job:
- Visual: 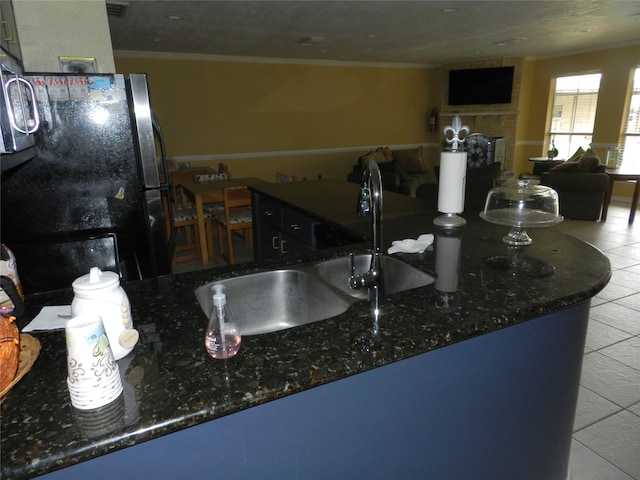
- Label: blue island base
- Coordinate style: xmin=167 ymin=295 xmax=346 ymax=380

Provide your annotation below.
xmin=43 ymin=301 xmax=588 ymax=480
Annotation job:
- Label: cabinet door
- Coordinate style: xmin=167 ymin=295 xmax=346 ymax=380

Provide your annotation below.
xmin=256 ymin=194 xmax=282 ymax=229
xmin=256 ymin=221 xmax=282 ymax=260
xmin=251 ymin=191 xmax=323 ymax=260
xmin=281 ymin=206 xmax=316 ymax=248
xmin=256 ymin=224 xmax=312 ymax=259
xmin=1 ymin=0 xmax=22 ymax=63
xmin=278 ymin=231 xmax=314 ymax=256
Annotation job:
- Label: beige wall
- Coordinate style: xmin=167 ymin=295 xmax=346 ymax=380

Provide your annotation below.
xmin=8 ymin=1 xmax=640 ymax=196
xmin=117 ymin=45 xmax=639 ymax=193
xmin=115 ymin=55 xmax=440 ymax=181
xmin=518 ymin=44 xmax=640 ymax=197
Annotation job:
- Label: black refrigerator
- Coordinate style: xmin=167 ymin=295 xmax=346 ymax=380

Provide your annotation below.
xmin=1 ymin=73 xmax=172 ymax=293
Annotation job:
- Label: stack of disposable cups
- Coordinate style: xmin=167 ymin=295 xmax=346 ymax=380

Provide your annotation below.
xmin=66 ymin=314 xmax=123 ymax=410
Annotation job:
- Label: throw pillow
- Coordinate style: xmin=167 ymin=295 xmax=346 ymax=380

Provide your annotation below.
xmin=377 ymin=159 xmax=399 ymax=173
xmin=380 ymin=146 xmax=393 ymax=162
xmin=567 ymin=146 xmax=585 ymax=163
xmin=549 ymin=161 xmax=580 ymax=173
xmin=577 ymin=148 xmax=602 ymax=172
xmin=359 ymin=148 xmax=387 ymax=165
xmin=393 ymin=147 xmax=426 ymax=173
xmin=376 ymin=160 xmax=409 ymax=182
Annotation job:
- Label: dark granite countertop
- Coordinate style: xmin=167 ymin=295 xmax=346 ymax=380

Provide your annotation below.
xmin=253 ymin=180 xmax=429 ymax=227
xmin=0 ymin=181 xmax=611 ymax=479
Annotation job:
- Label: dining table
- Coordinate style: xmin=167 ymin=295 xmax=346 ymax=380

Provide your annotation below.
xmin=179 ymin=177 xmax=268 ymax=265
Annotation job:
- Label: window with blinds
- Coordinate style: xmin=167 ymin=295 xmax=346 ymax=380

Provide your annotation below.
xmin=548 ymin=73 xmax=602 ymax=159
xmin=620 ymin=67 xmax=640 ymax=171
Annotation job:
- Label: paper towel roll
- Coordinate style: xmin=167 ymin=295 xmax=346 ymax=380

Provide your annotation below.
xmin=435 ymin=234 xmax=461 ymax=293
xmin=437 ymin=152 xmax=467 ymax=214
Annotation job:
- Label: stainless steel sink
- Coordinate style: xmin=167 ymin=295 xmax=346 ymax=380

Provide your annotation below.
xmin=195 ymin=269 xmax=353 ymax=336
xmin=195 ymin=255 xmax=434 ymax=335
xmin=315 ymin=254 xmax=435 ymax=299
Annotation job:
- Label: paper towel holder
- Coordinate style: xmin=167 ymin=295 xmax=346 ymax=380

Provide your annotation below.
xmin=434 ymin=115 xmax=469 ymax=228
xmin=434 ymin=212 xmax=467 ymax=228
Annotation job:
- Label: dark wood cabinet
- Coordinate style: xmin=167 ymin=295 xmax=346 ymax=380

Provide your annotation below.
xmin=252 ymin=191 xmax=317 ymax=259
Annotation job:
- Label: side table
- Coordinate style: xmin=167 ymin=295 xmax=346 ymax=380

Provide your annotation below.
xmin=601 ymin=169 xmax=640 ymax=224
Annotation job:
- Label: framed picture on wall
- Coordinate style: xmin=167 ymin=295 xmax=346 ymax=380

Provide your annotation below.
xmin=59 ymin=56 xmax=97 ymax=74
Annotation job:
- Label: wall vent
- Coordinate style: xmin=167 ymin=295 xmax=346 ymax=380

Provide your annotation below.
xmin=106 ymin=2 xmax=129 ymax=18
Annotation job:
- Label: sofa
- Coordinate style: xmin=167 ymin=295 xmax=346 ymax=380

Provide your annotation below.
xmin=415 ymin=162 xmax=503 ymax=214
xmin=346 ymin=146 xmax=434 ymax=197
xmin=539 ymin=147 xmax=609 ymax=221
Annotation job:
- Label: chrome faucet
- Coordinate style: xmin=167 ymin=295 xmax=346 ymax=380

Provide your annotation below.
xmin=350 ymin=159 xmax=384 ymax=307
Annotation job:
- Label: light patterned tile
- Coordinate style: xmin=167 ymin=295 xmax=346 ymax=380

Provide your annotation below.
xmin=600 ymin=336 xmax=640 ymax=371
xmin=623 ymin=264 xmax=640 ymax=276
xmin=608 ymin=269 xmax=640 ymax=290
xmin=589 ymin=302 xmax=640 ymax=335
xmin=596 ymin=282 xmax=640 ymax=302
xmin=614 ymin=292 xmax=640 ymax=313
xmin=569 ymin=440 xmax=634 ymax=480
xmin=590 ymin=296 xmax=608 ymax=307
xmin=573 ymin=410 xmax=640 ymax=479
xmin=584 ymin=319 xmax=633 ymax=351
xmin=573 ymin=387 xmax=622 ymax=432
xmin=587 ymin=236 xmax=631 ymax=251
xmin=608 ymin=245 xmax=640 ymax=261
xmin=605 ymin=252 xmax=640 ymax=270
xmin=580 ymin=352 xmax=640 ymax=408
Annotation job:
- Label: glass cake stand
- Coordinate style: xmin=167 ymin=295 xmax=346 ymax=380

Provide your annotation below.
xmin=480 ymin=181 xmax=563 ymax=277
xmin=480 ymin=180 xmax=563 ymax=246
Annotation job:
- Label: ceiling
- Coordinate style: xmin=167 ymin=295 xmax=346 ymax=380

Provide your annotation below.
xmin=107 ymin=1 xmax=640 ymax=66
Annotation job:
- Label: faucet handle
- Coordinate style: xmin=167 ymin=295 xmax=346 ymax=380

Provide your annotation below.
xmin=348 ymin=252 xmax=367 ymax=290
xmin=357 ymin=187 xmax=371 ymax=215
xmin=349 ymin=252 xmax=356 ymax=277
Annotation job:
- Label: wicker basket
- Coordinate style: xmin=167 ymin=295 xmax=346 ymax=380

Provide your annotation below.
xmin=0 ymin=334 xmax=41 ymax=403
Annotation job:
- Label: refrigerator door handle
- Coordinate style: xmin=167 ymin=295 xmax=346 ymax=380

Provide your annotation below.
xmin=152 ymin=112 xmax=170 ymax=188
xmin=129 ymin=73 xmax=163 ymax=189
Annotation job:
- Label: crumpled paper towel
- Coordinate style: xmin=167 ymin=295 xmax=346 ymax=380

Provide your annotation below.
xmin=388 ymin=234 xmax=434 ymax=254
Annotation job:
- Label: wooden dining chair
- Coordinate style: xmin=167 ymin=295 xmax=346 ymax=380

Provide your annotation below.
xmin=170 ymin=168 xmax=212 ymax=207
xmin=215 ymin=187 xmax=253 ymax=265
xmin=169 ymin=168 xmax=212 ymax=258
xmin=170 ymin=171 xmax=232 ymax=265
xmin=194 ymin=173 xmax=227 ymax=217
xmin=171 ymin=205 xmax=215 ymax=265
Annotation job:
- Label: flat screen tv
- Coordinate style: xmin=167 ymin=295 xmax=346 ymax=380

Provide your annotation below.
xmin=448 ymin=66 xmax=514 ymax=106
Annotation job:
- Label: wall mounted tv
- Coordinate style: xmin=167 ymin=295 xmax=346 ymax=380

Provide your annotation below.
xmin=448 ymin=66 xmax=514 ymax=106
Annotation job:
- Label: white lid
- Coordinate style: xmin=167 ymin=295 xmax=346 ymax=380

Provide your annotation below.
xmin=212 ymin=284 xmax=226 ymax=306
xmin=72 ymin=267 xmax=120 ymax=292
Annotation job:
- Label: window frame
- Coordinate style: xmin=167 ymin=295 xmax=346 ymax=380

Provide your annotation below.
xmin=546 ymin=73 xmax=602 ymax=159
xmin=619 ymin=67 xmax=640 ymax=171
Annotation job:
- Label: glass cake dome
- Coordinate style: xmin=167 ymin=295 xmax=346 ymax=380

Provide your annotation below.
xmin=480 ymin=180 xmax=563 ymax=246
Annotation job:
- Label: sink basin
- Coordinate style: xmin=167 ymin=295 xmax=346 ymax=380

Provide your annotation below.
xmin=315 ymin=254 xmax=435 ymax=299
xmin=195 ymin=255 xmax=434 ymax=335
xmin=195 ymin=269 xmax=352 ymax=336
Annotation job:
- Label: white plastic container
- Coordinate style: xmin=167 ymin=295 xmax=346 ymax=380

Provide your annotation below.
xmin=71 ymin=267 xmax=138 ymax=360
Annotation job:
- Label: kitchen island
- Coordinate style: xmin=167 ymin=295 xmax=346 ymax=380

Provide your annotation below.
xmin=1 ymin=180 xmax=610 ymax=480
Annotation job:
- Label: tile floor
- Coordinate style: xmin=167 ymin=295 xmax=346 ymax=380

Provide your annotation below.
xmin=173 ymin=201 xmax=640 ymax=479
xmin=557 ymin=202 xmax=640 ymax=480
